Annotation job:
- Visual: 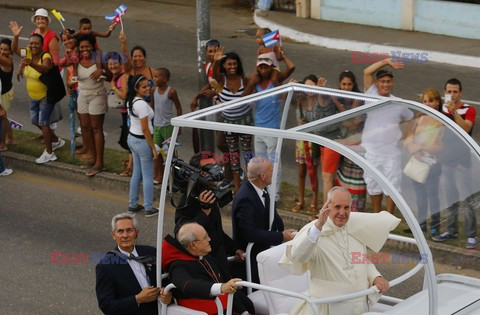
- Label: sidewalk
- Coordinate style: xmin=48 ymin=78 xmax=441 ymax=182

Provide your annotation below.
xmin=255 ymin=9 xmax=480 ymax=68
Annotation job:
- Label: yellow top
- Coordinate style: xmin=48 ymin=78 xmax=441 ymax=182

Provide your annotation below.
xmin=24 ymin=50 xmax=50 ymax=100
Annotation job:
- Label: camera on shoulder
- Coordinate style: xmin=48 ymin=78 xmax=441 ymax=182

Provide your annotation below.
xmin=170 ymin=158 xmax=233 ymax=209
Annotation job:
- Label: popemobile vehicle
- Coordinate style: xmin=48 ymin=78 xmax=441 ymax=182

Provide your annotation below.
xmin=155 ymin=83 xmax=480 ymax=315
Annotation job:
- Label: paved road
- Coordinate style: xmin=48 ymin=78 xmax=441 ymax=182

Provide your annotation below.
xmin=1 ymin=170 xmax=479 ymax=313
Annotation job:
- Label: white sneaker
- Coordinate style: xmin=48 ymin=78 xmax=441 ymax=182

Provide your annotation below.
xmin=52 ymin=138 xmax=65 ymax=151
xmin=0 ymin=168 xmax=13 ymax=176
xmin=36 ymin=150 xmax=57 ymax=164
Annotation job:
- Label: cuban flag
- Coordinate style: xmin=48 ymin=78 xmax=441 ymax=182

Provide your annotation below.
xmin=262 ymin=30 xmax=280 ymax=48
xmin=105 ymin=4 xmax=127 ymax=24
xmin=8 ymin=118 xmax=23 ymax=129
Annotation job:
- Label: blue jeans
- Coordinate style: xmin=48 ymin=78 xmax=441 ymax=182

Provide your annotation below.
xmin=0 ymin=118 xmax=5 ymax=172
xmin=412 ymin=163 xmax=441 ymax=230
xmin=443 ymin=161 xmax=477 ymax=238
xmin=128 ymin=134 xmax=154 ymax=210
xmin=29 ymin=97 xmax=54 ymax=126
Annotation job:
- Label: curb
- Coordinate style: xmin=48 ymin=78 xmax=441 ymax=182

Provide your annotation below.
xmin=4 ymin=151 xmax=480 ymax=270
xmin=254 ymin=10 xmax=480 ymax=69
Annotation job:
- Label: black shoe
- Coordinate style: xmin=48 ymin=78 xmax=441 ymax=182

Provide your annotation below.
xmin=432 ymin=232 xmax=458 ymax=242
xmin=128 ymin=204 xmax=144 ymax=214
xmin=145 ymin=208 xmax=159 ymax=217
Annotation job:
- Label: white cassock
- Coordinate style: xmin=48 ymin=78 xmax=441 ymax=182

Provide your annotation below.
xmin=279 ymin=211 xmax=400 ymax=315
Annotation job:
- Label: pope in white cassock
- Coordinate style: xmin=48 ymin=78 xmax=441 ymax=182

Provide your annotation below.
xmin=279 ymin=186 xmax=401 ymax=315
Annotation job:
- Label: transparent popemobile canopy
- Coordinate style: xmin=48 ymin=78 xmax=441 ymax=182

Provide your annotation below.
xmin=156 ymin=83 xmax=480 ymax=315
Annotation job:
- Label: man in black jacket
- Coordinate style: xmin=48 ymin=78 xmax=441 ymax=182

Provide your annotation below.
xmin=175 ymin=154 xmax=244 ymax=273
xmin=96 ymin=213 xmax=159 ymax=315
xmin=232 ymin=156 xmax=296 ymax=283
xmin=162 ymin=222 xmax=254 ymax=314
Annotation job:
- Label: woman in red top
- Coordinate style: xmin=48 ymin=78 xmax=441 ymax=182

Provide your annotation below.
xmin=30 ymin=8 xmax=60 ymax=64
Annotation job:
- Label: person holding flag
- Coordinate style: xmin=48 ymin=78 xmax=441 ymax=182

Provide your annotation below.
xmin=256 ymin=28 xmax=282 ymax=69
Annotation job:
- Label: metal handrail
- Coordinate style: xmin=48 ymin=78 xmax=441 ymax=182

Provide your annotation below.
xmin=161 ymin=283 xmax=224 ymax=315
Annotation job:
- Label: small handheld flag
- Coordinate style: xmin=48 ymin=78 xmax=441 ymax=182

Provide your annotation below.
xmin=51 ymin=9 xmax=66 ymax=29
xmin=105 ymin=4 xmax=127 ymax=31
xmin=261 ymin=30 xmax=281 ymax=48
xmin=8 ymin=118 xmax=23 ymax=129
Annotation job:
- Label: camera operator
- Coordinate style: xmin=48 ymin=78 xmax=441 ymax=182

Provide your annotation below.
xmin=174 ymin=152 xmax=245 ymax=274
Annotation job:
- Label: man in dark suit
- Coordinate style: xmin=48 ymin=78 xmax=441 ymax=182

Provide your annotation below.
xmin=162 ymin=222 xmax=254 ymax=314
xmin=96 ymin=213 xmax=159 ymax=315
xmin=232 ymin=156 xmax=296 ymax=283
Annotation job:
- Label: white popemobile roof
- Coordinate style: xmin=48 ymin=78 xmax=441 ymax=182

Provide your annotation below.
xmin=156 ymin=83 xmax=480 ymax=315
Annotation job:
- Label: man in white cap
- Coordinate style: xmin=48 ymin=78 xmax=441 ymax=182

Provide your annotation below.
xmin=361 ymin=57 xmax=413 ymax=213
xmin=243 ymin=51 xmax=295 ymax=203
xmin=280 ymin=186 xmax=400 ymax=315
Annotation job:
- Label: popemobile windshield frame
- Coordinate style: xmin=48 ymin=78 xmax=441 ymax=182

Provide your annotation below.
xmin=155 ymin=82 xmax=480 ymax=315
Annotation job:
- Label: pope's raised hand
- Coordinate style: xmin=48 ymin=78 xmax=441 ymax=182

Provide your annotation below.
xmin=315 ymin=199 xmax=331 ymax=229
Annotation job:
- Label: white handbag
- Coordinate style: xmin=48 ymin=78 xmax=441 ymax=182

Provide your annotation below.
xmin=403 ymin=156 xmax=431 ymax=184
xmin=107 ymin=89 xmax=124 ymax=109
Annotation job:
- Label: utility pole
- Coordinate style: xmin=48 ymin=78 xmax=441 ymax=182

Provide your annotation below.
xmin=196 ymin=0 xmax=214 ymax=152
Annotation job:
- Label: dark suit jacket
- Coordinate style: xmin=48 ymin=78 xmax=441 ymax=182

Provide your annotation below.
xmin=232 ymin=181 xmax=284 ymax=283
xmin=232 ymin=180 xmax=284 ymax=250
xmin=95 ymin=245 xmax=157 ymax=315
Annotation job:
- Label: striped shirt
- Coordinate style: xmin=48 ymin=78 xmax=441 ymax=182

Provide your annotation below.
xmin=219 ymin=77 xmax=251 ymax=119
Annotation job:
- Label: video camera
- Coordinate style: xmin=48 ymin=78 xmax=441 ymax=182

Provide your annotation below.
xmin=170 ymin=158 xmax=233 ymax=208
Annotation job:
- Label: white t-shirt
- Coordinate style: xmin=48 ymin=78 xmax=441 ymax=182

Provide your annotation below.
xmin=129 ymin=97 xmax=154 ymax=136
xmin=362 ymin=84 xmax=413 ymax=156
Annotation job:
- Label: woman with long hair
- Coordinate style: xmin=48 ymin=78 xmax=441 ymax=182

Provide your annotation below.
xmin=76 ymin=34 xmax=110 ymax=176
xmin=105 ymin=51 xmax=133 ymax=177
xmin=404 ymin=88 xmax=443 ymax=236
xmin=292 ymin=74 xmax=326 ymax=215
xmin=211 ymin=49 xmax=252 ymax=191
xmin=334 ymin=70 xmax=367 ymax=212
xmin=126 ymin=74 xmax=159 ymax=217
xmin=119 ymin=32 xmax=155 ymax=103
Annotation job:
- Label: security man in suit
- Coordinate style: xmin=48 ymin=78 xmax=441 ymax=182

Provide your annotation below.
xmin=95 ymin=213 xmax=159 ymax=315
xmin=232 ymin=156 xmax=296 ymax=283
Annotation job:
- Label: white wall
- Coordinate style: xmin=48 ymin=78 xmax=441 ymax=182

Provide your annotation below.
xmin=311 ymin=0 xmax=480 ymax=40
